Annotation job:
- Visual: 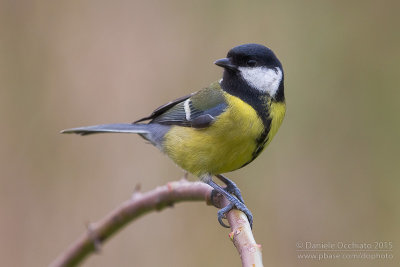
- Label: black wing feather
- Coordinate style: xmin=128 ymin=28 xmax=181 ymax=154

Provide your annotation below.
xmin=134 ymin=92 xmax=195 ymax=123
xmin=134 ymin=82 xmax=227 ymax=128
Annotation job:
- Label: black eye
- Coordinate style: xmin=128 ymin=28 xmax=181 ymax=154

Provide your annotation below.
xmin=246 ymin=59 xmax=257 ymax=67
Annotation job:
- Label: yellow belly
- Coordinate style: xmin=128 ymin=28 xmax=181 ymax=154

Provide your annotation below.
xmin=163 ymin=94 xmax=285 ymax=177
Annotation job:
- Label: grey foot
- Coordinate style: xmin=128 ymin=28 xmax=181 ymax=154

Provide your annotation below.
xmin=206 ymin=178 xmax=253 ymax=228
xmin=216 ymin=174 xmax=245 ymax=204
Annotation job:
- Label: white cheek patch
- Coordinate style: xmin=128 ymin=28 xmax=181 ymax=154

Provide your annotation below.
xmin=238 ymin=66 xmax=282 ymax=97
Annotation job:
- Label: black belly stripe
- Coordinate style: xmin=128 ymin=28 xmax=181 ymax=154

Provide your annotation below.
xmin=220 ymin=70 xmax=285 ymax=169
xmin=240 ymin=95 xmax=271 ymax=168
xmin=221 ymin=78 xmax=272 ymax=168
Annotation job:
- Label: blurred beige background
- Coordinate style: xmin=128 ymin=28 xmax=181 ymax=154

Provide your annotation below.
xmin=1 ymin=0 xmax=399 ymax=266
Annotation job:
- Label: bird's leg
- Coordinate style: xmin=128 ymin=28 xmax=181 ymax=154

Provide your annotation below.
xmin=203 ymin=175 xmax=253 ymax=228
xmin=215 ymin=174 xmax=245 ymax=204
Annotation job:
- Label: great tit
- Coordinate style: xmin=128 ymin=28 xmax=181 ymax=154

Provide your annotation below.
xmin=62 ymin=43 xmax=286 ymax=228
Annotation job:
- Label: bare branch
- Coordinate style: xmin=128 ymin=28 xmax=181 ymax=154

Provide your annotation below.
xmin=215 ymin=195 xmax=263 ymax=267
xmin=50 ymin=179 xmax=263 ymax=267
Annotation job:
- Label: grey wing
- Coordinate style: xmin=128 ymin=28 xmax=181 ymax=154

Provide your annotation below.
xmin=150 ymin=99 xmax=227 ymax=128
xmin=136 ymin=82 xmax=228 ymax=128
xmin=134 ymin=92 xmax=195 ymax=123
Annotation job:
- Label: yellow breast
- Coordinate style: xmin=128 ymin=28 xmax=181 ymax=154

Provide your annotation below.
xmin=163 ymin=93 xmax=285 ymax=177
xmin=266 ymin=100 xmax=286 ymax=147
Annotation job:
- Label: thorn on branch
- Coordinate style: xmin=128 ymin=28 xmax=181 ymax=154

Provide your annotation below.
xmin=167 ymin=182 xmax=173 ymax=191
xmin=229 ymin=231 xmax=234 ymax=240
xmin=182 ymin=171 xmax=189 ymax=180
xmin=86 ymin=223 xmax=101 ymax=253
xmin=131 ymin=183 xmax=141 ymax=199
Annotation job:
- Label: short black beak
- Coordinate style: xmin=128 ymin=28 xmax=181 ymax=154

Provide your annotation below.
xmin=214 ymin=58 xmax=237 ymax=71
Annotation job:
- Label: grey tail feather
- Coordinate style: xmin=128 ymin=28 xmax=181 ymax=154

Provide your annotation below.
xmin=60 ymin=123 xmax=150 ymax=136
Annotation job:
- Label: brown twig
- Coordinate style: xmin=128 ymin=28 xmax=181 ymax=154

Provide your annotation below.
xmin=50 ymin=179 xmax=263 ymax=267
xmin=219 ymin=196 xmax=263 ymax=267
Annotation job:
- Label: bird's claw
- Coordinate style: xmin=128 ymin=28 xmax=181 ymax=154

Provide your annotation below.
xmin=218 ymin=201 xmax=253 ymax=228
xmin=216 ymin=174 xmax=245 ymax=204
xmin=217 ymin=203 xmax=233 ymax=228
xmin=234 ymin=200 xmax=253 ymax=228
xmin=206 ymin=176 xmax=253 ymax=229
xmin=211 ymin=189 xmax=253 ymax=229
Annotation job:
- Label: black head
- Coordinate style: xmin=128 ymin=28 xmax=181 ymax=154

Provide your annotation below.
xmin=215 ymin=43 xmax=284 ymax=101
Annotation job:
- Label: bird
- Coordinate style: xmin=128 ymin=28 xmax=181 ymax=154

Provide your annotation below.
xmin=62 ymin=43 xmax=286 ymax=228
